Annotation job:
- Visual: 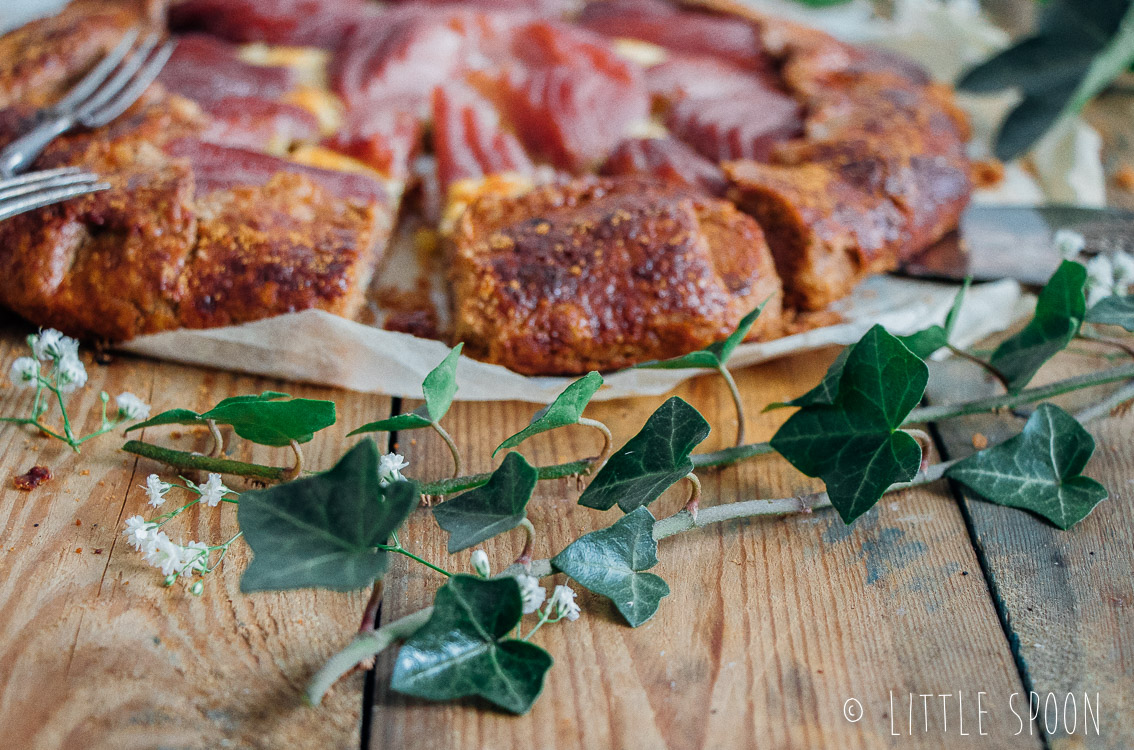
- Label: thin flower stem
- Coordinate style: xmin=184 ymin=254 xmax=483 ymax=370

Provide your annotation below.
xmin=717 ymin=364 xmax=746 ymax=446
xmin=577 ymin=417 xmax=613 ymax=472
xmin=1077 ymin=332 xmax=1134 ymax=359
xmin=155 ymin=497 xmax=202 ymax=525
xmin=0 ymin=416 xmax=68 ymax=442
xmin=204 ymin=531 xmax=244 ymax=573
xmin=45 ymin=382 xmax=75 ymax=444
xmin=432 ymin=421 xmax=462 ymax=480
xmin=305 ymin=606 xmax=433 ymax=705
xmin=377 ymin=544 xmax=452 ymax=577
xmin=946 ymin=344 xmax=1012 ymax=391
xmin=121 ymin=440 xmax=290 ymax=482
xmin=522 ymin=610 xmax=562 ymax=642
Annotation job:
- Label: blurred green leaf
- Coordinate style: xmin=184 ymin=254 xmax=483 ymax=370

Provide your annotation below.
xmin=349 ymin=344 xmax=464 ymax=435
xmin=635 ymin=303 xmax=766 ymax=371
xmin=1087 ymin=294 xmax=1134 ymax=331
xmin=898 ymin=278 xmax=971 ymax=360
xmin=494 ymin=372 xmax=603 ymax=456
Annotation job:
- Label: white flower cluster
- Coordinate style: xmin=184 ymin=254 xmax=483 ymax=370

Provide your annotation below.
xmin=8 ymin=330 xmax=151 ymax=423
xmin=143 ymin=474 xmax=172 ymax=508
xmin=512 ymin=573 xmax=582 ymax=622
xmin=1057 ymin=231 xmax=1134 ymax=307
xmin=123 ymin=515 xmax=209 ymax=578
xmin=186 ymin=473 xmax=233 ymax=507
xmin=379 ymin=452 xmax=409 ymax=487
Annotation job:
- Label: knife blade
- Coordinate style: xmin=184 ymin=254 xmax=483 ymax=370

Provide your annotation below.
xmin=899 ymin=204 xmax=1134 ymax=286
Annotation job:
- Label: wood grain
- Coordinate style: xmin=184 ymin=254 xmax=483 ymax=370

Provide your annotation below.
xmin=368 ymin=349 xmax=1037 ymax=749
xmin=0 ymin=324 xmax=391 ymax=750
xmin=928 ymin=349 xmax=1134 ymax=750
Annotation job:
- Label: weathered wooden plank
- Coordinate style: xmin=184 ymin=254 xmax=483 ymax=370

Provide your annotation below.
xmin=368 ymin=349 xmax=1037 ymax=749
xmin=927 ymin=350 xmax=1134 ymax=750
xmin=0 ymin=326 xmax=391 ymax=750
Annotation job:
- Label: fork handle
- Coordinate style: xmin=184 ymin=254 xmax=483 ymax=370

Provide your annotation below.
xmin=0 ymin=114 xmax=75 ymax=178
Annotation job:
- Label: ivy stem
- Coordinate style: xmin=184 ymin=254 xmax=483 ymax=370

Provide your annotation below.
xmin=359 ymin=581 xmax=384 ymax=633
xmin=282 ymin=440 xmax=304 ymax=482
xmin=121 ymin=440 xmax=289 ymax=482
xmin=946 ymin=344 xmax=1012 ymax=391
xmin=514 ymin=518 xmax=536 ymax=567
xmin=905 ymin=362 xmax=1134 ymax=423
xmin=716 ymin=364 xmax=746 ymax=446
xmin=376 ymin=544 xmax=452 ymax=577
xmin=305 ymin=606 xmax=433 ymax=705
xmin=903 ymin=428 xmax=934 ymax=474
xmin=206 ymin=419 xmax=224 ymax=457
xmin=419 ymin=458 xmax=594 ymax=496
xmin=431 ymin=421 xmax=462 ymax=480
xmin=1077 ymin=332 xmax=1134 ymax=359
xmin=682 ymin=472 xmax=702 ymax=519
xmin=577 ymin=417 xmax=613 ymax=472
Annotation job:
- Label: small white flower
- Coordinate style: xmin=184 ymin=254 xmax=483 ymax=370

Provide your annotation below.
xmin=1054 ymin=229 xmax=1086 ymax=260
xmin=116 ymin=392 xmax=151 ymax=421
xmin=1085 ymin=254 xmax=1116 ymax=308
xmin=514 ymin=573 xmax=546 ymax=615
xmin=549 ymin=584 xmax=581 ymax=621
xmin=144 ymin=532 xmax=184 ymax=576
xmin=142 ymin=474 xmax=172 ymax=507
xmin=179 ymin=541 xmax=210 ymax=574
xmin=123 ymin=515 xmax=160 ymax=551
xmin=471 ymin=549 xmax=491 ymax=578
xmin=1111 ymin=251 xmax=1134 ymax=290
xmin=379 ymin=452 xmax=409 ymax=487
xmin=8 ymin=357 xmax=39 ymax=389
xmin=31 ymin=330 xmax=80 ymax=362
xmin=54 ymin=354 xmax=87 ymax=393
xmin=194 ymin=473 xmax=232 ymax=507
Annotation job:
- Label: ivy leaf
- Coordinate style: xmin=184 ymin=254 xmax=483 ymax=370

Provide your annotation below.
xmin=634 ymin=303 xmax=766 ymax=371
xmin=898 ymin=278 xmax=971 ymax=360
xmin=959 ymin=1 xmax=1134 ymax=160
xmin=766 ymin=346 xmax=852 ymax=411
xmin=349 ymin=344 xmax=463 ymax=435
xmin=494 ymin=372 xmax=603 ymax=456
xmin=771 ymin=325 xmax=928 ymax=524
xmin=204 ymin=397 xmax=336 ymax=447
xmin=390 ymin=575 xmax=553 ymax=715
xmin=946 ymin=404 xmax=1107 ymax=529
xmin=432 ymin=452 xmax=538 ymax=553
xmin=124 ymin=391 xmax=335 ymax=446
xmin=550 ymin=507 xmax=669 ymax=627
xmin=238 ymin=440 xmax=419 ymax=592
xmin=578 ymin=397 xmax=710 ymax=513
xmin=124 ymin=407 xmax=205 ymax=432
xmin=1087 ymin=294 xmax=1134 ymax=331
xmin=990 ymin=260 xmax=1086 ymax=392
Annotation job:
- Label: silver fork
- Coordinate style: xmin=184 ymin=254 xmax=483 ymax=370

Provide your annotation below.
xmin=0 ymin=167 xmax=110 ymax=221
xmin=0 ymin=29 xmax=176 ymax=178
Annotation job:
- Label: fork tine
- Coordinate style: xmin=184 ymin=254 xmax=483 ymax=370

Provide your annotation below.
xmin=0 ymin=170 xmax=101 ymax=202
xmin=53 ymin=29 xmax=141 ymax=114
xmin=82 ymin=39 xmax=177 ymax=128
xmin=75 ymin=33 xmax=161 ymax=122
xmin=0 ymin=166 xmax=84 ymax=188
xmin=0 ymin=181 xmax=110 ymax=221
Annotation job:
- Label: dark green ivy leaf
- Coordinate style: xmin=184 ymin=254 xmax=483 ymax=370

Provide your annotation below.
xmin=551 ymin=507 xmax=669 ymax=627
xmin=578 ymin=397 xmax=710 ymax=513
xmin=124 ymin=407 xmax=205 ymax=432
xmin=635 ymin=303 xmax=766 ymax=371
xmin=946 ymin=403 xmax=1107 ymax=529
xmin=765 ymin=345 xmax=853 ymax=412
xmin=771 ymin=325 xmax=928 ymax=524
xmin=494 ymin=372 xmax=603 ymax=456
xmin=898 ymin=278 xmax=971 ymax=360
xmin=1087 ymin=294 xmax=1134 ymax=331
xmin=990 ymin=260 xmax=1087 ymax=392
xmin=349 ymin=344 xmax=463 ymax=435
xmin=959 ymin=1 xmax=1134 ymax=160
xmin=433 ymin=452 xmax=538 ymax=553
xmin=238 ymin=440 xmax=419 ymax=592
xmin=390 ymin=575 xmax=553 ymax=715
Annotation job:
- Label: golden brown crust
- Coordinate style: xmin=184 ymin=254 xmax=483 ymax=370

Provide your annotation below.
xmin=450 ymin=176 xmax=782 ymax=374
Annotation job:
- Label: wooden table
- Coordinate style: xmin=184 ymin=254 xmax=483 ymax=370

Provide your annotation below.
xmin=3 ymin=108 xmax=1134 ymax=750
